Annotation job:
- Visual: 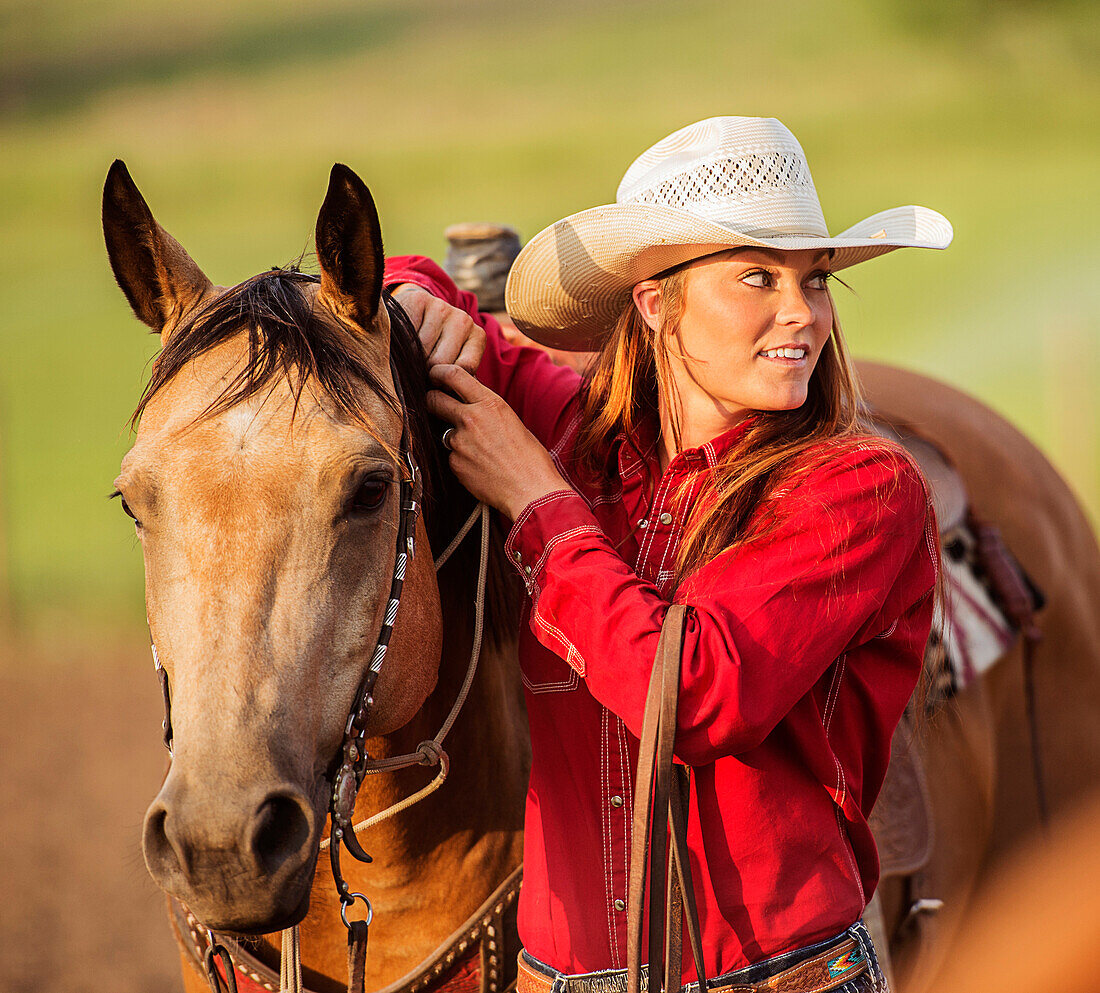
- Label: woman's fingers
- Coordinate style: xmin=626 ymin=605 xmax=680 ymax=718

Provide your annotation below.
xmin=428 ymin=363 xmax=491 ymax=403
xmin=424 ymin=370 xmax=567 ymax=519
xmin=453 ymin=328 xmax=487 ymax=373
xmin=425 ymin=386 xmax=467 ymax=426
xmin=391 ymin=285 xmax=440 ymax=353
xmin=393 ymin=285 xmax=484 ymax=371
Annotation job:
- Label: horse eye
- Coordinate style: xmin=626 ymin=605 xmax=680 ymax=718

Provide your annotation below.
xmin=120 ymin=497 xmax=140 ymax=526
xmin=350 ymin=479 xmax=388 ymax=514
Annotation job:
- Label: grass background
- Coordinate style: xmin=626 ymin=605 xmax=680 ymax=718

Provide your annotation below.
xmin=0 ymin=0 xmax=1097 ymax=644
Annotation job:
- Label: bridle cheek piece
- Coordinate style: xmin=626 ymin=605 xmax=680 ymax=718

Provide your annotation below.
xmin=328 ymin=425 xmax=423 ymax=923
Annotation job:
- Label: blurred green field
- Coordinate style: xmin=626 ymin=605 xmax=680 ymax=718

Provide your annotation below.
xmin=0 ymin=0 xmax=1097 ymax=641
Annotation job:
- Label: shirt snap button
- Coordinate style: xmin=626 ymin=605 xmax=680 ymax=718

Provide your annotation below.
xmin=613 ymin=899 xmax=625 ymax=912
xmin=610 ymin=795 xmax=623 ymax=808
xmin=524 ymin=565 xmax=532 ymax=577
xmin=637 ymin=518 xmax=648 ymax=528
xmin=512 ymin=550 xmax=522 ymax=562
xmin=658 ymin=512 xmax=673 ymax=525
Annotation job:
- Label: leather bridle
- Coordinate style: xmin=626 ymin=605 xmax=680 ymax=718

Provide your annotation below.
xmin=326 ymin=365 xmax=423 ymax=931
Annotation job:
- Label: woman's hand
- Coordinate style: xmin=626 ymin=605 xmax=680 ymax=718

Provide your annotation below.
xmin=426 ymin=364 xmax=570 ymax=521
xmin=392 ymin=284 xmax=486 ymax=372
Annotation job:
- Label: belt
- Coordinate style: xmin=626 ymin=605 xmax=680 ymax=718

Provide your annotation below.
xmin=516 ymin=937 xmax=868 ymax=993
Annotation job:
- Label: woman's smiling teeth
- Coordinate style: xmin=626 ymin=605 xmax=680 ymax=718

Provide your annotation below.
xmin=759 ymin=346 xmax=808 ymax=360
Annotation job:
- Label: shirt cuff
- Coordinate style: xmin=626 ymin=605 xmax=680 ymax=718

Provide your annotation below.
xmin=385 ymin=273 xmax=439 ymax=296
xmin=504 ymin=488 xmax=604 ymax=598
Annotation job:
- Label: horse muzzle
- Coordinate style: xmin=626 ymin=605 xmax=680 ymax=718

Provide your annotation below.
xmin=143 ymin=771 xmax=320 ymax=933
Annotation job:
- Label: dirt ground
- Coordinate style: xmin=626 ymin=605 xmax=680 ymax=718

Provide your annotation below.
xmin=0 ymin=645 xmax=183 ymax=993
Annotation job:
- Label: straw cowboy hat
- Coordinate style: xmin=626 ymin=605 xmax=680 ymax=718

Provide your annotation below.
xmin=505 ymin=116 xmax=953 ymax=351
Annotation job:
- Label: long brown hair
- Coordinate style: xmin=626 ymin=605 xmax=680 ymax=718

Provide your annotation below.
xmin=575 ymin=265 xmax=867 ymax=588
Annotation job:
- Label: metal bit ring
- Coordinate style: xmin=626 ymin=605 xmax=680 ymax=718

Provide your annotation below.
xmin=340 ymin=891 xmax=374 ymax=930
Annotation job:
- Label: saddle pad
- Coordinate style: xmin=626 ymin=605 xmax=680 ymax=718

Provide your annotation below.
xmin=940 ymin=526 xmax=1017 ymax=686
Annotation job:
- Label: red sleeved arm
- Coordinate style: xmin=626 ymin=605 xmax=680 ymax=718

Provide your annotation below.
xmin=503 ymin=446 xmax=936 ymax=765
xmin=383 ymin=255 xmax=582 ymax=451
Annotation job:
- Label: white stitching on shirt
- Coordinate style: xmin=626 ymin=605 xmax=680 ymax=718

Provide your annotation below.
xmin=509 ymin=488 xmax=578 ymax=536
xmin=823 ymin=656 xmax=848 ymax=809
xmin=833 ymin=751 xmax=848 ymax=808
xmin=823 ymin=654 xmax=846 ymax=734
xmin=532 ymin=525 xmax=605 ymax=577
xmin=589 ymin=486 xmax=625 ymax=507
xmin=652 ymin=486 xmax=690 ymax=593
xmin=530 ymin=603 xmax=588 ymax=677
xmin=638 ymin=473 xmax=673 ymax=571
xmin=550 ymin=410 xmax=582 ymax=459
xmin=520 ymin=664 xmax=579 ymax=695
xmin=874 ymin=617 xmax=899 ymax=639
xmin=613 ymin=716 xmax=630 ymax=967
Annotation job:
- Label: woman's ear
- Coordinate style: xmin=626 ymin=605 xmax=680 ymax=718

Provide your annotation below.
xmin=631 ymin=280 xmax=662 ymax=332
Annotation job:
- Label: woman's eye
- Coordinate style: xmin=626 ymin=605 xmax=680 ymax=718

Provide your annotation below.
xmin=741 ymin=270 xmax=772 ymax=288
xmin=806 ymin=271 xmax=832 ymax=290
xmin=350 ymin=480 xmax=388 ymax=514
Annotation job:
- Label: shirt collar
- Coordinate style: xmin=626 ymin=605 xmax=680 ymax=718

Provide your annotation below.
xmin=616 ymin=414 xmax=757 ymax=477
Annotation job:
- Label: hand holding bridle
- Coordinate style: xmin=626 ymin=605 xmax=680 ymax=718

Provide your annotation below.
xmin=392 ymin=283 xmax=486 ymax=373
xmin=426 ymin=364 xmax=570 ymax=521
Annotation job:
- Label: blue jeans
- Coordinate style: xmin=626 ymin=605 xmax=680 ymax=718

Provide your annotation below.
xmin=522 ymin=919 xmax=889 ymax=993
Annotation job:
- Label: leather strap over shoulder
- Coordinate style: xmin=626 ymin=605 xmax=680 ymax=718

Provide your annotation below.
xmin=627 ymin=605 xmax=708 ymax=993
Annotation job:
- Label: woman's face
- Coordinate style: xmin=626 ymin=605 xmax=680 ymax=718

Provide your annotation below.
xmin=643 ymin=247 xmax=835 ymax=430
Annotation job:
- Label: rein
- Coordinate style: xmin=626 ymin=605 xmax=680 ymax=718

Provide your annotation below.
xmin=151 ymin=354 xmax=496 ymax=993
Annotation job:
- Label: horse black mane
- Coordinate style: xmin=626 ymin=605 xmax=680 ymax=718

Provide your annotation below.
xmin=132 ymin=267 xmax=518 ymax=646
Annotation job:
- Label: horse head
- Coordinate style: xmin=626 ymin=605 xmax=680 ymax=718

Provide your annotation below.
xmin=104 ymin=161 xmax=446 ymax=934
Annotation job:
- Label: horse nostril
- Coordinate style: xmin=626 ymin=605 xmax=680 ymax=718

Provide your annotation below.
xmin=143 ymin=799 xmax=188 ymax=883
xmin=250 ymin=792 xmax=312 ymax=875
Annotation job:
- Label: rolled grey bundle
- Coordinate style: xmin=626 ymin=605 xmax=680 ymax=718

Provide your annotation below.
xmin=443 ymin=223 xmax=522 ymax=313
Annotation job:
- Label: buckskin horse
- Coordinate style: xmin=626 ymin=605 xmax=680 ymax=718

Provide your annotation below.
xmin=104 ymin=161 xmax=528 ymax=993
xmin=104 ymin=163 xmax=1100 ymax=993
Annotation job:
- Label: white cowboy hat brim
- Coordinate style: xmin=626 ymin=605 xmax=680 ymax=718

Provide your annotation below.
xmin=505 ymin=202 xmax=953 ymax=351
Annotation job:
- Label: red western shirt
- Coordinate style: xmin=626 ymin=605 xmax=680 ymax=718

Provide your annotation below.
xmin=385 ymin=257 xmax=937 ymax=980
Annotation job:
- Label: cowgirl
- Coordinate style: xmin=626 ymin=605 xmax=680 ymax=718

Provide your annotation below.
xmin=386 ymin=117 xmax=950 ymax=993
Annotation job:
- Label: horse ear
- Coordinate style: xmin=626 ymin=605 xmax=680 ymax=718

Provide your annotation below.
xmin=102 ymin=160 xmax=212 ymax=337
xmin=315 ymin=164 xmax=385 ymax=329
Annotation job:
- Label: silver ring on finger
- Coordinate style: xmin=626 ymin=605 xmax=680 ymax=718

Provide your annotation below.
xmin=441 ymin=427 xmax=456 ymax=451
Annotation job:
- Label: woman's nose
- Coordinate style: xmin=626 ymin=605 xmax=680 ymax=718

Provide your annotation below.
xmin=777 ymin=283 xmax=814 ymax=327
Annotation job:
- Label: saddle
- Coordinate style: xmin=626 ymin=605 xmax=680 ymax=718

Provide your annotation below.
xmin=864 ymin=412 xmax=1044 ymax=877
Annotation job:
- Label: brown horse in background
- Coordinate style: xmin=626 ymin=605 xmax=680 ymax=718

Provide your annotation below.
xmin=104 ymin=162 xmax=528 ymax=992
xmin=858 ymin=362 xmax=1100 ymax=992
